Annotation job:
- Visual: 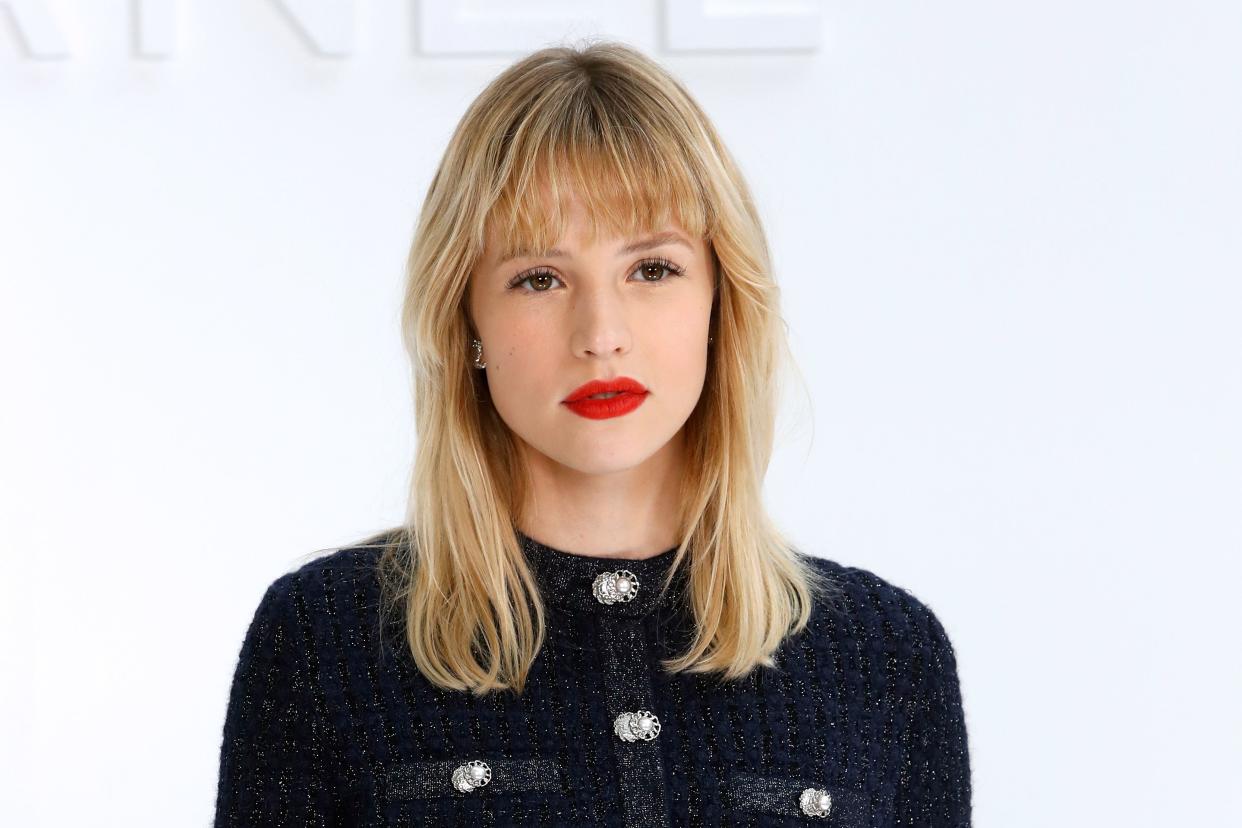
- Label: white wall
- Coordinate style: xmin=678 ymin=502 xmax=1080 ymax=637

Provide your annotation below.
xmin=2 ymin=2 xmax=1238 ymax=825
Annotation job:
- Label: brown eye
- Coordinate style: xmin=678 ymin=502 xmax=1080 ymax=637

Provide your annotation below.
xmin=506 ymin=270 xmax=564 ymax=292
xmin=631 ymin=258 xmax=686 ymax=284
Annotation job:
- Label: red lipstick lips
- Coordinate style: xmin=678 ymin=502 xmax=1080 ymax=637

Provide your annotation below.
xmin=562 ymin=376 xmax=649 ymax=420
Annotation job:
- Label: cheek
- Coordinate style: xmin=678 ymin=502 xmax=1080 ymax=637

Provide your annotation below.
xmin=650 ymin=293 xmax=712 ymax=349
xmin=490 ymin=310 xmax=551 ymax=351
xmin=484 ymin=321 xmax=561 ymax=398
xmin=646 ymin=303 xmax=711 ymax=395
xmin=660 ymin=335 xmax=709 ymax=388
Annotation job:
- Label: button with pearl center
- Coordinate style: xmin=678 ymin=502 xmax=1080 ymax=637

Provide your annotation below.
xmin=798 ymin=787 xmax=832 ymax=818
xmin=451 ymin=760 xmax=491 ymax=793
xmin=614 ymin=709 xmax=661 ymax=742
xmin=593 ymin=569 xmax=639 ymax=604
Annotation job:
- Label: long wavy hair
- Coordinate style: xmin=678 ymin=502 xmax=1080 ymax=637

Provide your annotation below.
xmin=352 ymin=40 xmax=833 ymax=695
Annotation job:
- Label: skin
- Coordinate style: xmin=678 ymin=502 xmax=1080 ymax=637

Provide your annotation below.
xmin=466 ymin=194 xmax=716 ymax=561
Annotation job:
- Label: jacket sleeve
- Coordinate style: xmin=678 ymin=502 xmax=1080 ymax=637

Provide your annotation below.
xmin=894 ymin=606 xmax=973 ymax=826
xmin=214 ymin=574 xmax=339 ymax=827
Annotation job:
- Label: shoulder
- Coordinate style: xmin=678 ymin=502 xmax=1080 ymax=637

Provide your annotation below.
xmin=245 ymin=539 xmax=395 ymax=636
xmin=274 ymin=528 xmax=410 ymax=594
xmin=290 ymin=542 xmax=389 ymax=586
xmin=256 ymin=544 xmax=383 ymax=598
xmin=795 ymin=551 xmax=960 ymax=660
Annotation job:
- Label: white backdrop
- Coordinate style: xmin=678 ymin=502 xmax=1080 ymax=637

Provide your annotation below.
xmin=2 ymin=2 xmax=1239 ymax=825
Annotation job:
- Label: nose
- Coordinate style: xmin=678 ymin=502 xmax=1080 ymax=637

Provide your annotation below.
xmin=570 ymin=290 xmax=632 ymax=359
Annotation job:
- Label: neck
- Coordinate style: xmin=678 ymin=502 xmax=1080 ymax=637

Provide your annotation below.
xmin=516 ymin=432 xmax=685 ymax=561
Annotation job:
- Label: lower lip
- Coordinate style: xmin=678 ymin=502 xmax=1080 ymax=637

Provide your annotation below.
xmin=563 ymin=392 xmax=649 ymax=420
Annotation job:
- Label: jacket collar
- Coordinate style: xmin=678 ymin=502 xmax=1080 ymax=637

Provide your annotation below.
xmin=516 ymin=528 xmax=688 ymax=619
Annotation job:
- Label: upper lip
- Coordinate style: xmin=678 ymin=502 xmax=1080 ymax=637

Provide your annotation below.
xmin=563 ymin=376 xmax=649 ymax=403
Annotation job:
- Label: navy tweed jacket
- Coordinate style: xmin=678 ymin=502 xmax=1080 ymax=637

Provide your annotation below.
xmin=213 ymin=531 xmax=971 ymax=826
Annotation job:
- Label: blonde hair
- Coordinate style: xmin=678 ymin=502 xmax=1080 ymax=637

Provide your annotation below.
xmin=360 ymin=39 xmax=833 ymax=695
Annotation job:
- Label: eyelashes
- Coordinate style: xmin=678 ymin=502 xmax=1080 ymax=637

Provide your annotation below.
xmin=505 ymin=257 xmax=687 ymax=293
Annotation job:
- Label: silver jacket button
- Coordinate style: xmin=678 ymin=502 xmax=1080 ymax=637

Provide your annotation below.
xmin=614 ymin=710 xmax=661 ymax=741
xmin=593 ymin=569 xmax=639 ymax=604
xmin=799 ymin=787 xmax=832 ymax=817
xmin=451 ymin=760 xmax=491 ymax=793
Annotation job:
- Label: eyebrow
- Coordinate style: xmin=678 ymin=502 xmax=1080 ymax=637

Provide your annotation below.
xmin=498 ymin=231 xmax=692 ymax=266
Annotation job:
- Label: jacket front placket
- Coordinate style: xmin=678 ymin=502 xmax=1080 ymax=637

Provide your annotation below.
xmin=590 ymin=565 xmax=671 ymax=827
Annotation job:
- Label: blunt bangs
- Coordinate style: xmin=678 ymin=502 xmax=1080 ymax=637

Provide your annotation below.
xmin=482 ymin=75 xmax=716 ymax=262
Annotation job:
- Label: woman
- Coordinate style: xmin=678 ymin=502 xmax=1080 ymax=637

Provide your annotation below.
xmin=214 ymin=41 xmax=971 ymax=827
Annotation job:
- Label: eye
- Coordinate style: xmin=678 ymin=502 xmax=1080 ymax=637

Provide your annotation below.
xmin=505 ymin=268 xmax=563 ymax=293
xmin=630 ymin=257 xmax=686 ymax=284
xmin=504 ymin=258 xmax=686 ymax=293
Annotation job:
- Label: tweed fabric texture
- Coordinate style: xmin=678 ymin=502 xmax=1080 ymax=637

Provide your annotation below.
xmin=213 ymin=531 xmax=971 ymax=826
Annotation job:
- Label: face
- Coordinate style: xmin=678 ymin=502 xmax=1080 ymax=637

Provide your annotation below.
xmin=467 ymin=195 xmax=716 ymax=483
